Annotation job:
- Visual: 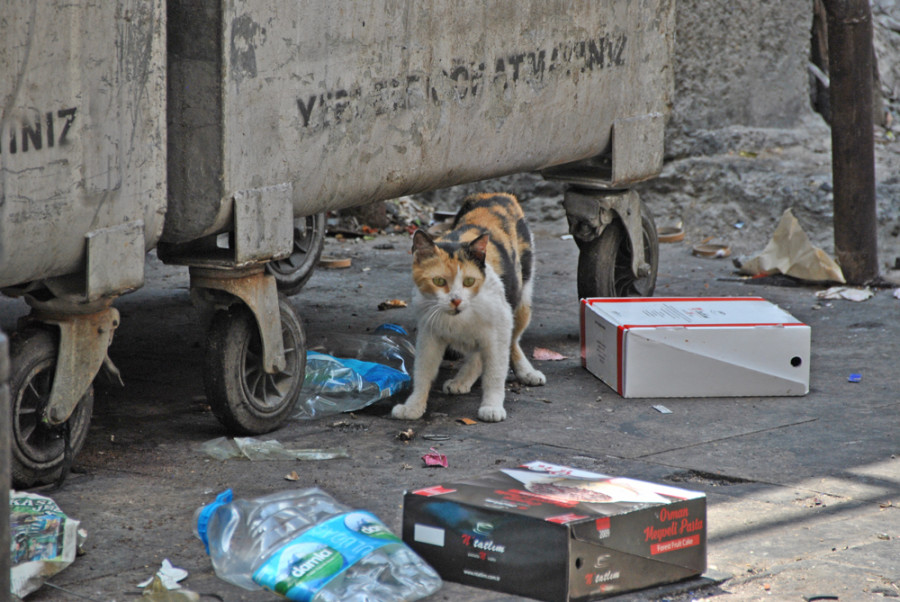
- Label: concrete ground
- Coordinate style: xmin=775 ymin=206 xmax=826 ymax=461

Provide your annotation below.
xmin=5 ymin=220 xmax=899 ymax=601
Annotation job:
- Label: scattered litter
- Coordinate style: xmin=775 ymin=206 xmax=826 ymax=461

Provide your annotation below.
xmin=803 ymin=595 xmax=839 ymax=602
xmin=141 ymin=575 xmax=201 ymax=601
xmin=285 ymin=470 xmax=301 ymax=481
xmin=396 ymin=428 xmax=416 ymax=442
xmin=422 ymin=447 xmax=448 ymax=468
xmin=848 ymin=373 xmax=862 ymax=383
xmin=456 ymin=417 xmax=478 ymax=426
xmin=652 ymin=404 xmax=673 ymax=414
xmin=894 ymin=288 xmax=900 ymax=300
xmin=197 ymin=436 xmax=349 ymax=461
xmin=194 ymin=488 xmax=441 ymax=601
xmin=734 ymin=222 xmax=745 ymax=229
xmin=692 ymin=242 xmax=731 ymax=258
xmin=657 ymin=225 xmax=685 ymax=243
xmin=532 ymin=347 xmax=569 ymax=361
xmin=296 ymin=324 xmax=414 ymax=419
xmin=318 ymin=255 xmax=352 ymax=269
xmin=422 ymin=433 xmax=450 ymax=441
xmin=738 ymin=149 xmax=758 ymax=158
xmin=734 ymin=208 xmax=845 ymax=283
xmin=377 ymin=298 xmax=408 ymax=310
xmin=138 ymin=559 xmax=189 ymax=590
xmin=11 ymin=491 xmax=86 ymax=598
xmin=560 ymin=234 xmax=574 ymax=240
xmin=815 ymin=286 xmax=874 ymax=302
xmin=877 ymin=532 xmax=891 ymax=540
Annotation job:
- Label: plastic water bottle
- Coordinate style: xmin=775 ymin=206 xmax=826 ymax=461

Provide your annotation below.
xmin=193 ymin=488 xmax=441 ymax=602
xmin=297 ymin=324 xmax=415 ymax=419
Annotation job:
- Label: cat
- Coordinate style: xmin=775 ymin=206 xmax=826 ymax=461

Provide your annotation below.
xmin=391 ymin=192 xmax=546 ymax=422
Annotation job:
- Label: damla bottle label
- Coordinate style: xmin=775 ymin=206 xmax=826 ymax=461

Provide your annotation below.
xmin=252 ymin=511 xmax=401 ymax=601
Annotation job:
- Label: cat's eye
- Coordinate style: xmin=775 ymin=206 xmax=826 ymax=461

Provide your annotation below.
xmin=462 ymin=277 xmax=476 ymax=287
xmin=432 ymin=277 xmax=447 ymax=287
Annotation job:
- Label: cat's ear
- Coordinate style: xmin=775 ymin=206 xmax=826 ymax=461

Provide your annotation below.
xmin=412 ymin=229 xmax=437 ymax=259
xmin=467 ymin=234 xmax=490 ymax=264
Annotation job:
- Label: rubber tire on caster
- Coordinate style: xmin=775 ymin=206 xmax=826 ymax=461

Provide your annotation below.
xmin=577 ymin=203 xmax=659 ymax=299
xmin=266 ymin=213 xmax=327 ymax=296
xmin=9 ymin=328 xmax=94 ymax=488
xmin=204 ymin=294 xmax=306 ymax=435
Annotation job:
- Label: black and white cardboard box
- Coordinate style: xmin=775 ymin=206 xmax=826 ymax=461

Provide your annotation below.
xmin=580 ymin=296 xmax=811 ymax=398
xmin=402 ymin=461 xmax=707 ymax=601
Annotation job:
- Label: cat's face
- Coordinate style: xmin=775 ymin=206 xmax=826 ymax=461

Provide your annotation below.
xmin=412 ymin=231 xmax=486 ymax=315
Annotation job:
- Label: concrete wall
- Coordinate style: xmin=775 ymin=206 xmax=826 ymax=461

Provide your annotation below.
xmin=669 ymin=0 xmax=814 ymax=137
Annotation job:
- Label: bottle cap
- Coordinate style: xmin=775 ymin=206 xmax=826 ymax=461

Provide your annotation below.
xmin=196 ymin=489 xmax=233 ymax=554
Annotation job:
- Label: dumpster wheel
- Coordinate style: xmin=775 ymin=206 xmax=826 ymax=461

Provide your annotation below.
xmin=577 ymin=203 xmax=659 ymax=298
xmin=266 ymin=213 xmax=326 ymax=296
xmin=204 ymin=294 xmax=306 ymax=435
xmin=9 ymin=328 xmax=94 ymax=488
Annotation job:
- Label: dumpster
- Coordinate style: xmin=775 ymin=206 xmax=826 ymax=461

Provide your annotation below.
xmin=163 ymin=0 xmax=674 ymax=435
xmin=0 ymin=1 xmax=166 ymax=486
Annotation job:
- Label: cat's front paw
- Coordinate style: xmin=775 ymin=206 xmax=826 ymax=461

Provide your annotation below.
xmin=392 ymin=401 xmax=426 ymax=420
xmin=518 ymin=368 xmax=546 ymax=387
xmin=477 ymin=405 xmax=507 ymax=422
xmin=442 ymin=378 xmax=472 ymax=395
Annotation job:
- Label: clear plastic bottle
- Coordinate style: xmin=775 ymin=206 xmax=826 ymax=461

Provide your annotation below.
xmin=193 ymin=488 xmax=441 ymax=602
xmin=297 ymin=324 xmax=415 ymax=419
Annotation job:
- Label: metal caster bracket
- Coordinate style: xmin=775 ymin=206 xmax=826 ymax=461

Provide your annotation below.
xmin=25 ymin=304 xmax=121 ymax=426
xmin=563 ymin=188 xmax=651 ymax=281
xmin=191 ymin=267 xmax=286 ymax=374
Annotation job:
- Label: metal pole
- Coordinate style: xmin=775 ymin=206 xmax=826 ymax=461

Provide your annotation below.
xmin=824 ymin=0 xmax=879 ymax=284
xmin=1 ymin=331 xmax=10 ymax=598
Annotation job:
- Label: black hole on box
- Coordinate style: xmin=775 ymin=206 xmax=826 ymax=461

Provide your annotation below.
xmin=575 ymin=557 xmax=583 ymax=569
xmin=791 ymin=356 xmax=802 ymax=367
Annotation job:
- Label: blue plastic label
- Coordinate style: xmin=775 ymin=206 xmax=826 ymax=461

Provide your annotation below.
xmin=252 ymin=511 xmax=400 ymax=601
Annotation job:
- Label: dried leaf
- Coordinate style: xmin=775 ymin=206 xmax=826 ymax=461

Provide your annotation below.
xmin=456 ymin=418 xmax=478 ymax=426
xmin=378 ymin=299 xmax=408 ymax=310
xmin=285 ymin=470 xmax=300 ymax=481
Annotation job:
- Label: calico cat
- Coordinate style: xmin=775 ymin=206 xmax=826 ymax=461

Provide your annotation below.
xmin=391 ymin=192 xmax=546 ymax=422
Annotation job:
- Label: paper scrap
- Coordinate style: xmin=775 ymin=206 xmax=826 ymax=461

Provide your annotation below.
xmin=532 ymin=347 xmax=569 ymax=361
xmin=138 ymin=559 xmax=189 ymax=590
xmin=735 ymin=208 xmax=845 ymax=283
xmin=456 ymin=418 xmax=478 ymax=426
xmin=815 ymin=286 xmax=874 ymax=302
xmin=652 ymin=404 xmax=673 ymax=414
xmin=422 ymin=447 xmax=448 ymax=468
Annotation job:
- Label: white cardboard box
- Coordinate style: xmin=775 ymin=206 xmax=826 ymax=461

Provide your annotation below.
xmin=580 ymin=297 xmax=810 ymax=398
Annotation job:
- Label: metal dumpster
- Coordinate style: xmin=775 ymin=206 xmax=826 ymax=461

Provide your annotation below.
xmin=163 ymin=0 xmax=674 ymax=436
xmin=0 ymin=1 xmax=166 ymax=486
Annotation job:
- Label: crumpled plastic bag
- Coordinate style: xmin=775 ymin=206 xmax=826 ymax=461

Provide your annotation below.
xmin=10 ymin=491 xmax=86 ymax=598
xmin=295 ymin=324 xmax=414 ymax=419
xmin=196 ymin=436 xmax=349 ymax=461
xmin=734 ymin=208 xmax=846 ymax=283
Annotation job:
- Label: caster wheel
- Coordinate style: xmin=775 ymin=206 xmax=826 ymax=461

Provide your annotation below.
xmin=204 ymin=294 xmax=306 ymax=435
xmin=266 ymin=213 xmax=326 ymax=296
xmin=10 ymin=328 xmax=94 ymax=488
xmin=577 ymin=202 xmax=659 ymax=298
